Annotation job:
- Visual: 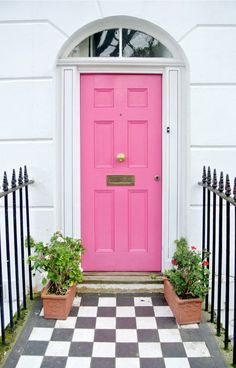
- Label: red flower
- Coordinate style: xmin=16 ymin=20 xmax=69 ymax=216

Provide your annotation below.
xmin=202 ymin=260 xmax=209 ymax=267
xmin=172 ymin=258 xmax=177 ymax=266
xmin=191 ymin=246 xmax=197 ymax=251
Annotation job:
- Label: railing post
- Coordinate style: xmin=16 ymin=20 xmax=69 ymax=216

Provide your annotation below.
xmin=217 ymin=171 xmax=224 ymax=336
xmin=24 ymin=166 xmax=33 ymax=300
xmin=202 ymin=166 xmax=206 ymax=255
xmin=18 ymin=168 xmax=27 ymax=309
xmin=0 ymin=229 xmax=5 ymax=344
xmin=3 ymin=172 xmax=14 ymax=329
xmin=210 ymin=169 xmax=217 ymax=323
xmin=205 ymin=166 xmax=211 ymax=311
xmin=11 ymin=169 xmax=21 ymax=320
xmin=224 ymin=174 xmax=231 ymax=349
xmin=233 ymin=178 xmax=236 ymax=364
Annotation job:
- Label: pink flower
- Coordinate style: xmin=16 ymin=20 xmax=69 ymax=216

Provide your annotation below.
xmin=191 ymin=246 xmax=197 ymax=251
xmin=202 ymin=260 xmax=209 ymax=267
xmin=172 ymin=258 xmax=177 ymax=266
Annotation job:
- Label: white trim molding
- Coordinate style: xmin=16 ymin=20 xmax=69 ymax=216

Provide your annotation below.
xmin=57 ymin=17 xmax=189 ymax=271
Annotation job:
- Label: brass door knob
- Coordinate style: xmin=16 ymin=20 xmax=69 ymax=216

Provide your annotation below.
xmin=117 ymin=153 xmax=126 ymax=162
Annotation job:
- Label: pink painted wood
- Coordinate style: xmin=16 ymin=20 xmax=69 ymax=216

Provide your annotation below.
xmin=81 ymin=74 xmax=162 ymax=271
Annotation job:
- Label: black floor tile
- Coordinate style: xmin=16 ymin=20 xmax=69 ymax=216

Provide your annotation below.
xmin=135 ymin=306 xmax=155 ymax=317
xmin=116 ymin=342 xmax=139 ymax=357
xmin=116 ymin=295 xmax=135 ymax=306
xmin=91 ymin=357 xmax=116 ymax=368
xmin=140 ymin=357 xmax=165 ymax=368
xmin=180 ymin=329 xmax=205 ymax=342
xmin=23 ymin=341 xmax=48 ymax=355
xmin=188 ymin=357 xmax=216 ymax=368
xmin=151 ymin=295 xmax=168 ymax=306
xmin=94 ymin=329 xmax=116 ymax=342
xmin=97 ymin=307 xmax=116 ymax=317
xmin=75 ymin=317 xmax=96 ymax=329
xmin=137 ymin=329 xmax=159 ymax=342
xmin=51 ymin=328 xmax=74 ymax=341
xmin=68 ymin=307 xmax=79 ymax=317
xmin=35 ymin=318 xmax=56 ymax=328
xmin=156 ymin=317 xmax=178 ymax=329
xmin=80 ymin=295 xmax=99 ymax=306
xmin=41 ymin=356 xmax=67 ymax=368
xmin=116 ymin=317 xmax=137 ymax=329
xmin=69 ymin=342 xmax=93 ymax=357
xmin=161 ymin=342 xmax=187 ymax=357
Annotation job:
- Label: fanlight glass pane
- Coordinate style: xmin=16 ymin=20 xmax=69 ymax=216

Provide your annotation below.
xmin=68 ymin=29 xmax=120 ymax=57
xmin=122 ymin=29 xmax=172 ymax=58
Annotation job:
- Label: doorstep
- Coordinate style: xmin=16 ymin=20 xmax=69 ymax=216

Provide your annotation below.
xmin=3 ymin=293 xmax=227 ymax=368
xmin=77 ymin=272 xmax=164 ymax=293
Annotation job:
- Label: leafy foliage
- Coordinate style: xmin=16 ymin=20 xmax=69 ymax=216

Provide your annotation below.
xmin=164 ymin=238 xmax=210 ymax=300
xmin=28 ymin=231 xmax=85 ymax=295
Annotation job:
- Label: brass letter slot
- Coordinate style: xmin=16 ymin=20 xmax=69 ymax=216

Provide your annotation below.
xmin=107 ymin=175 xmax=135 ymax=186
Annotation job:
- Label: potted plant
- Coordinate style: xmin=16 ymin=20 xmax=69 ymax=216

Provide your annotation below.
xmin=28 ymin=231 xmax=85 ymax=319
xmin=164 ymin=238 xmax=209 ymax=324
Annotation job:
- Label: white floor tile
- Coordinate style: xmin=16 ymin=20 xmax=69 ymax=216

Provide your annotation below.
xmin=180 ymin=323 xmax=199 ymax=329
xmin=139 ymin=342 xmax=162 ymax=357
xmin=55 ymin=317 xmax=77 ymax=329
xmin=136 ymin=317 xmax=157 ymax=329
xmin=116 ymin=358 xmax=140 ymax=368
xmin=184 ymin=342 xmax=211 ymax=357
xmin=165 ymin=358 xmax=191 ymax=368
xmin=153 ymin=306 xmax=173 ymax=317
xmin=92 ymin=342 xmax=116 ymax=357
xmin=96 ymin=317 xmax=116 ymax=329
xmin=39 ymin=308 xmax=44 ymax=317
xmin=116 ymin=329 xmax=138 ymax=342
xmin=116 ymin=307 xmax=135 ymax=317
xmin=66 ymin=357 xmax=91 ymax=368
xmin=72 ymin=329 xmax=95 ymax=342
xmin=134 ymin=297 xmax=152 ymax=306
xmin=72 ymin=297 xmax=81 ymax=307
xmin=45 ymin=341 xmax=71 ymax=356
xmin=16 ymin=355 xmax=43 ymax=368
xmin=28 ymin=327 xmax=53 ymax=341
xmin=98 ymin=297 xmax=116 ymax=307
xmin=77 ymin=306 xmax=98 ymax=317
xmin=159 ymin=329 xmax=182 ymax=342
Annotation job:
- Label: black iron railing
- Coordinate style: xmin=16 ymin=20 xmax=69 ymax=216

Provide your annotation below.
xmin=199 ymin=166 xmax=236 ymax=365
xmin=0 ymin=166 xmax=34 ymax=344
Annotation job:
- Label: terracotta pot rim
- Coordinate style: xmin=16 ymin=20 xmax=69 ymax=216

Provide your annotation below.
xmin=41 ymin=283 xmax=76 ymax=300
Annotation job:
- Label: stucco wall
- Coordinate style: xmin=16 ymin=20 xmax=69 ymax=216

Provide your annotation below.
xmin=0 ymin=0 xmax=236 ymax=249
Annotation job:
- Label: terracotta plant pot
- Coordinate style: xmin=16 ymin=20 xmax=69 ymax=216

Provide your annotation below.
xmin=164 ymin=278 xmax=203 ymax=324
xmin=41 ymin=284 xmax=76 ymax=319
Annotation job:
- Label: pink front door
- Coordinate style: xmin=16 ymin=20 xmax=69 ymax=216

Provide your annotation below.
xmin=81 ymin=74 xmax=162 ymax=271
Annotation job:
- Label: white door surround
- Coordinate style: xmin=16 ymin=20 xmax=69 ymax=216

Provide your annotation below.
xmin=56 ymin=16 xmax=189 ymax=271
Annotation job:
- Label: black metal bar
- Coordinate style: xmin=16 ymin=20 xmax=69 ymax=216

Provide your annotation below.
xmin=11 ymin=170 xmax=21 ymax=320
xmin=24 ymin=166 xmax=33 ymax=300
xmin=0 ymin=229 xmax=5 ymax=344
xmin=224 ymin=174 xmax=231 ymax=349
xmin=210 ymin=169 xmax=217 ymax=323
xmin=0 ymin=180 xmax=34 ymax=198
xmin=217 ymin=171 xmax=224 ymax=336
xmin=205 ymin=167 xmax=211 ymax=311
xmin=202 ymin=166 xmax=206 ymax=257
xmin=18 ymin=168 xmax=26 ymax=310
xmin=3 ymin=172 xmax=13 ymax=329
xmin=233 ymin=178 xmax=236 ymax=364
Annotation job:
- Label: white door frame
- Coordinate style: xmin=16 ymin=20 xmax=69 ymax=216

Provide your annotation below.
xmin=56 ymin=57 xmax=188 ymax=271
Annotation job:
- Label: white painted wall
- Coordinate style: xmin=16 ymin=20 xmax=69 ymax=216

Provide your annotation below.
xmin=0 ymin=1 xmax=236 ymax=308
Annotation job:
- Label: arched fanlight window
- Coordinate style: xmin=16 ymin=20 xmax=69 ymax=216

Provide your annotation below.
xmin=68 ymin=28 xmax=173 ymax=58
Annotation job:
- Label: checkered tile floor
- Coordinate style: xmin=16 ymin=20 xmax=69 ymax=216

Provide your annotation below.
xmin=4 ymin=294 xmax=227 ymax=368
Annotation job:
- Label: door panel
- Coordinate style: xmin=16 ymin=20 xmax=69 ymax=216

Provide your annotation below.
xmin=81 ymin=74 xmax=162 ymax=271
